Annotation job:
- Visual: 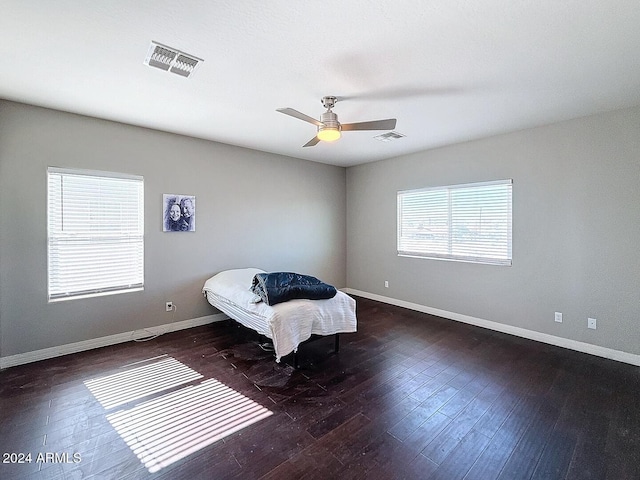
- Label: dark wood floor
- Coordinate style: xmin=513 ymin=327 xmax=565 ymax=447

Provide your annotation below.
xmin=1 ymin=296 xmax=639 ymax=480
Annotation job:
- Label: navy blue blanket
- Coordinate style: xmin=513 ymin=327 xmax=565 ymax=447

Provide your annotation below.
xmin=250 ymin=272 xmax=337 ymax=306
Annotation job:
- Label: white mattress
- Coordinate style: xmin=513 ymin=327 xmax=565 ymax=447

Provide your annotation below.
xmin=202 ymin=268 xmax=357 ymax=361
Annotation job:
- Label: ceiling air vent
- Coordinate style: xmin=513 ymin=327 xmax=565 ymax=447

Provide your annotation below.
xmin=144 ymin=42 xmax=203 ymax=78
xmin=374 ymin=131 xmax=406 ymax=142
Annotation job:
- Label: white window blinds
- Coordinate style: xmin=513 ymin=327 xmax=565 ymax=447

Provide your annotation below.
xmin=47 ymin=167 xmax=144 ymax=301
xmin=397 ymin=179 xmax=512 ymax=265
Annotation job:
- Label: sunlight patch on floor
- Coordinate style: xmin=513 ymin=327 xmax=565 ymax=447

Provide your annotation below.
xmin=84 ymin=356 xmax=272 ymax=473
xmin=106 ymin=378 xmax=273 ymax=473
xmin=84 ymin=356 xmax=203 ymax=409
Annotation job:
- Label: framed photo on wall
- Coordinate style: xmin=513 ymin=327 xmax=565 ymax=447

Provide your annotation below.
xmin=163 ymin=194 xmax=196 ymax=232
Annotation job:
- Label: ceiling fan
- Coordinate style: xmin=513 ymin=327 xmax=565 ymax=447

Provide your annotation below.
xmin=277 ymin=96 xmax=397 ymax=147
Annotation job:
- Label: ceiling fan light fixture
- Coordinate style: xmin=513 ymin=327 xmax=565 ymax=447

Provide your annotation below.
xmin=317 ymin=126 xmax=341 ymax=142
xmin=277 ymin=96 xmax=396 ymax=147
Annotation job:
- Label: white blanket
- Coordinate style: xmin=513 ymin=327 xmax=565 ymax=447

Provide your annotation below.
xmin=203 ymin=268 xmax=357 ymax=361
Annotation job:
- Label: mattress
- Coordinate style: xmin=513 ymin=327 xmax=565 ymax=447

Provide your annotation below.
xmin=203 ymin=268 xmax=357 ymax=361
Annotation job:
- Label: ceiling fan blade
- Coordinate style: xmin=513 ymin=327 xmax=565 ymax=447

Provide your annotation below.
xmin=337 ymin=86 xmax=464 ymax=102
xmin=341 ymin=118 xmax=397 ymax=131
xmin=303 ymin=136 xmax=321 ymax=147
xmin=277 ymin=108 xmax=324 ymax=127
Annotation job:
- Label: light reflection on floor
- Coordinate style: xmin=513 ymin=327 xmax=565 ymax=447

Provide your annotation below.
xmin=84 ymin=356 xmax=203 ymax=409
xmin=84 ymin=356 xmax=273 ymax=473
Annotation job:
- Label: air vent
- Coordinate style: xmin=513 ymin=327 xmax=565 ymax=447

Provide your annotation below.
xmin=144 ymin=42 xmax=202 ymax=78
xmin=374 ymin=131 xmax=406 ymax=142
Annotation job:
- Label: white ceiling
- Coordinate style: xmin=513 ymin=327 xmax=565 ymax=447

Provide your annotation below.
xmin=2 ymin=1 xmax=640 ymax=167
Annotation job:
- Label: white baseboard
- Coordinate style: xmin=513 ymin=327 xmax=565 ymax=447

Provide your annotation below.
xmin=0 ymin=313 xmax=228 ymax=370
xmin=345 ymin=288 xmax=640 ymax=367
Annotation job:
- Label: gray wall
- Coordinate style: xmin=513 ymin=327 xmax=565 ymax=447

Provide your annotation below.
xmin=347 ymin=106 xmax=640 ymax=356
xmin=2 ymin=100 xmax=638 ymax=360
xmin=0 ymin=101 xmax=346 ymax=357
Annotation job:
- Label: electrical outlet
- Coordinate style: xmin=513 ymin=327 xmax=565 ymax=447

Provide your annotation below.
xmin=384 ymin=280 xmax=389 ymax=288
xmin=554 ymin=312 xmax=562 ymax=323
xmin=588 ymin=317 xmax=597 ymax=330
xmin=166 ymin=301 xmax=173 ymax=312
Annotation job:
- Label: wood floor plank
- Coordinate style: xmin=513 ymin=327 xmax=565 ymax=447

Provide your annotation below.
xmin=561 ymin=413 xmax=609 ymax=479
xmin=461 ymin=392 xmax=546 ymax=480
xmin=496 ymin=400 xmax=564 ymax=480
xmin=420 ymin=383 xmax=498 ymax=465
xmin=388 ymin=384 xmax=459 ymax=442
xmin=431 ymin=428 xmax=493 ymax=480
xmin=402 ymin=411 xmax=452 ymax=456
xmin=530 ymin=429 xmax=577 ymax=480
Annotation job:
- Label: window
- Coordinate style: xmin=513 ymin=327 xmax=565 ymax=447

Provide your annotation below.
xmin=47 ymin=167 xmax=144 ymax=301
xmin=397 ymin=179 xmax=512 ymax=265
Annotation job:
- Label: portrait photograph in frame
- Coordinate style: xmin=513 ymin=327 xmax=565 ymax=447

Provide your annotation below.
xmin=163 ymin=194 xmax=196 ymax=232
